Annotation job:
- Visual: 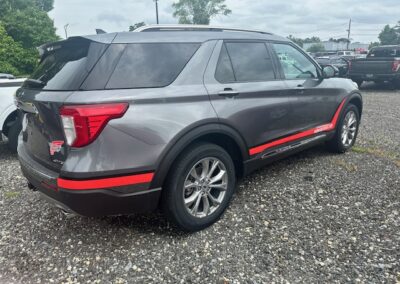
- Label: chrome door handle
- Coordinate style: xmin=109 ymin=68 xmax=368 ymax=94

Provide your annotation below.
xmin=218 ymin=88 xmax=239 ymax=98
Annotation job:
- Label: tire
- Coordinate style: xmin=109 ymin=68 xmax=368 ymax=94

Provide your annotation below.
xmin=327 ymin=103 xmax=360 ymax=153
xmin=7 ymin=120 xmax=22 ymax=153
xmin=161 ymin=142 xmax=236 ymax=232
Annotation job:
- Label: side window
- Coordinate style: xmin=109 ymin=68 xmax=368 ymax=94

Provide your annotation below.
xmin=272 ymin=43 xmax=318 ymax=79
xmin=215 ymin=42 xmax=275 ymax=83
xmin=215 ymin=44 xmax=235 ymax=83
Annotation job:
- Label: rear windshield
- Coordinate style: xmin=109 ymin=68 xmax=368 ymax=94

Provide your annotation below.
xmin=368 ymin=47 xmax=400 ymax=58
xmin=24 ymin=39 xmax=107 ymax=90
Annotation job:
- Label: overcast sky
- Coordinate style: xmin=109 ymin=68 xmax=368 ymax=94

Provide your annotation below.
xmin=49 ymin=0 xmax=399 ymax=43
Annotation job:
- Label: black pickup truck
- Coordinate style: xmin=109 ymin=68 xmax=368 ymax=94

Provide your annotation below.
xmin=349 ymin=45 xmax=400 ymax=87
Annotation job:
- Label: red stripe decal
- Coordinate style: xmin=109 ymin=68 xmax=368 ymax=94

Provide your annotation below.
xmin=57 ymin=173 xmax=154 ymax=190
xmin=249 ymin=99 xmax=346 ymax=156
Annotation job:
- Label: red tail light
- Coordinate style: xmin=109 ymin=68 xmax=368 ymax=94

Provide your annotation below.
xmin=59 ymin=103 xmax=128 ymax=147
xmin=392 ymin=59 xmax=400 ymax=72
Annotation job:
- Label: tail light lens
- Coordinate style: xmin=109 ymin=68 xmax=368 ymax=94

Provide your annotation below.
xmin=392 ymin=59 xmax=400 ymax=72
xmin=59 ymin=103 xmax=128 ymax=147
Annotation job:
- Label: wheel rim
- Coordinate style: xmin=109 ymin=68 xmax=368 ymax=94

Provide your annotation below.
xmin=183 ymin=157 xmax=228 ymax=218
xmin=341 ymin=110 xmax=357 ymax=147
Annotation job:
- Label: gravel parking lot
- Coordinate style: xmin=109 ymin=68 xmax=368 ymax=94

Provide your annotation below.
xmin=0 ymin=83 xmax=399 ymax=283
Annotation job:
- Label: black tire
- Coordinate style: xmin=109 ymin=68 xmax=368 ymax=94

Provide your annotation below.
xmin=327 ymin=103 xmax=360 ymax=153
xmin=7 ymin=121 xmax=22 ymax=153
xmin=161 ymin=142 xmax=236 ymax=232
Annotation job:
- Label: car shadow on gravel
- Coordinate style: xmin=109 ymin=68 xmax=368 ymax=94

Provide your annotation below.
xmin=0 ymin=141 xmax=17 ymax=159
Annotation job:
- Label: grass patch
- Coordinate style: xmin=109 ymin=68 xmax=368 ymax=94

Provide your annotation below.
xmin=352 ymin=145 xmax=400 ymax=167
xmin=334 ymin=159 xmax=358 ymax=172
xmin=4 ymin=191 xmax=20 ymax=199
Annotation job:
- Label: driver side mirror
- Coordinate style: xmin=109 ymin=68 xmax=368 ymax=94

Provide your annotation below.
xmin=322 ymin=65 xmax=338 ymax=78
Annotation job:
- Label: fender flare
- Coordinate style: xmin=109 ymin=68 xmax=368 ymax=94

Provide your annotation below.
xmin=346 ymin=91 xmax=363 ymax=117
xmin=150 ymin=123 xmax=249 ymax=188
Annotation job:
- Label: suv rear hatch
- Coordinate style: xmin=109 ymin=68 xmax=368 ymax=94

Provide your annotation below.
xmin=16 ymin=37 xmax=109 ymax=171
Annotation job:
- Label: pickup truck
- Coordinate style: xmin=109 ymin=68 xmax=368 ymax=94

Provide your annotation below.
xmin=0 ymin=75 xmax=26 ymax=152
xmin=349 ymin=45 xmax=400 ymax=87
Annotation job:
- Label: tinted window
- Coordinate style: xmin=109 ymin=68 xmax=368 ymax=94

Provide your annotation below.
xmin=224 ymin=42 xmax=275 ymax=82
xmin=106 ymin=43 xmax=200 ymax=89
xmin=273 ymin=43 xmax=318 ymax=79
xmin=25 ymin=39 xmax=106 ymax=90
xmin=215 ymin=44 xmax=235 ymax=83
xmin=368 ymin=48 xmax=400 ymax=57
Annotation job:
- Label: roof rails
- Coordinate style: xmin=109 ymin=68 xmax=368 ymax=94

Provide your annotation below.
xmin=134 ymin=24 xmax=273 ymax=35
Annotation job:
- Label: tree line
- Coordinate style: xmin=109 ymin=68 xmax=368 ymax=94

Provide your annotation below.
xmin=0 ymin=0 xmax=59 ymax=76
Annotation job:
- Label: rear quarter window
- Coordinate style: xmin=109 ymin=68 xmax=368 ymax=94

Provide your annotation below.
xmin=105 ymin=43 xmax=200 ymax=89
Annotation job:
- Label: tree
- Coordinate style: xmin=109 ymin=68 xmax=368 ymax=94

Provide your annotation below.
xmin=378 ymin=24 xmax=399 ymax=45
xmin=172 ymin=0 xmax=231 ymax=25
xmin=0 ymin=25 xmax=37 ymax=75
xmin=307 ymin=43 xmax=325 ymax=53
xmin=3 ymin=8 xmax=58 ymax=49
xmin=129 ymin=22 xmax=146 ymax=32
xmin=369 ymin=42 xmax=380 ymax=49
xmin=287 ymin=35 xmax=304 ymax=47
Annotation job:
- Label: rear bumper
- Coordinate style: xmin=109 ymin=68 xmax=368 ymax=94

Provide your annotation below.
xmin=349 ymin=73 xmax=400 ymax=81
xmin=18 ymin=144 xmax=161 ymax=217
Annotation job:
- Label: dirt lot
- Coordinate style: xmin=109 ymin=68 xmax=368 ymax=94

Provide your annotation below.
xmin=0 ymin=83 xmax=399 ymax=283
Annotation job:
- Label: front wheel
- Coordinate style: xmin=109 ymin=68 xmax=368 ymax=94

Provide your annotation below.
xmin=327 ymin=103 xmax=360 ymax=153
xmin=7 ymin=121 xmax=22 ymax=153
xmin=162 ymin=143 xmax=236 ymax=232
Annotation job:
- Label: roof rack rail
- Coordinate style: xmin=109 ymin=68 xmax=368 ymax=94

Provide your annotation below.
xmin=134 ymin=24 xmax=273 ymax=35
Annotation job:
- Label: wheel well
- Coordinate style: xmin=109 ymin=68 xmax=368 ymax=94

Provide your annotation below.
xmin=349 ymin=96 xmax=363 ymax=117
xmin=2 ymin=110 xmax=18 ymax=136
xmin=166 ymin=133 xmax=245 ymax=183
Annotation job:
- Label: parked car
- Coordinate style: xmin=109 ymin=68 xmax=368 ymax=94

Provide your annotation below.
xmin=349 ymin=45 xmax=400 ymax=87
xmin=0 ymin=75 xmax=25 ymax=152
xmin=336 ymin=50 xmax=356 ymax=60
xmin=16 ymin=25 xmax=363 ymax=231
xmin=316 ymin=56 xmax=350 ymax=77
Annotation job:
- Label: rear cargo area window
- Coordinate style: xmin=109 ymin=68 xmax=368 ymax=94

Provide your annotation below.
xmin=25 ymin=39 xmax=106 ymax=91
xmin=106 ymin=43 xmax=200 ymax=89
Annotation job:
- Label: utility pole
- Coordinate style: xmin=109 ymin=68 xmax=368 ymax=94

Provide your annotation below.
xmin=64 ymin=24 xmax=69 ymax=39
xmin=154 ymin=0 xmax=159 ymax=24
xmin=346 ymin=19 xmax=351 ymax=50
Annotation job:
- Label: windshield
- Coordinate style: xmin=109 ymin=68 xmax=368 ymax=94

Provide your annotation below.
xmin=24 ymin=39 xmax=107 ymax=90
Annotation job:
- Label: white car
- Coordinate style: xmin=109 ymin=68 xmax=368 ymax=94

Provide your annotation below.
xmin=0 ymin=75 xmax=26 ymax=152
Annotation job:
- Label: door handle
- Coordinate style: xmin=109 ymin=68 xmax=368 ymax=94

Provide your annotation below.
xmin=296 ymin=85 xmax=305 ymax=95
xmin=218 ymin=88 xmax=239 ymax=98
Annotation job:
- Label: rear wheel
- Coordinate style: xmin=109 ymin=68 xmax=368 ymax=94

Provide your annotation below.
xmin=327 ymin=103 xmax=360 ymax=153
xmin=162 ymin=143 xmax=236 ymax=232
xmin=7 ymin=121 xmax=22 ymax=153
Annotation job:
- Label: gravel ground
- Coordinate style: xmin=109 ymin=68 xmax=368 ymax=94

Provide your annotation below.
xmin=0 ymin=84 xmax=399 ymax=283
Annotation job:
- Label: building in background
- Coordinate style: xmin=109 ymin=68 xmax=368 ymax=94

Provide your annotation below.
xmin=303 ymin=41 xmax=369 ymax=52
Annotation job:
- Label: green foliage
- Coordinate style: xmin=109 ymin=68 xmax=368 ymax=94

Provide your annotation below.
xmin=0 ymin=0 xmax=58 ymax=75
xmin=0 ymin=25 xmax=37 ymax=75
xmin=378 ymin=24 xmax=400 ymax=45
xmin=329 ymin=37 xmax=350 ymax=43
xmin=129 ymin=22 xmax=146 ymax=32
xmin=369 ymin=42 xmax=380 ymax=49
xmin=3 ymin=7 xmax=59 ymax=48
xmin=306 ymin=43 xmax=325 ymax=53
xmin=287 ymin=35 xmax=321 ymax=47
xmin=172 ymin=0 xmax=231 ymax=25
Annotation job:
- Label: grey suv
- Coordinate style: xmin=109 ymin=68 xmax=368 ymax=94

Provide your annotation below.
xmin=17 ymin=26 xmax=363 ymax=231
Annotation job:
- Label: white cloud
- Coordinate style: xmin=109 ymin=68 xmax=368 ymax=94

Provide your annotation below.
xmin=49 ymin=0 xmax=399 ymax=43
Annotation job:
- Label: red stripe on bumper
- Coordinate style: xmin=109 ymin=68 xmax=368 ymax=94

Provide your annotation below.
xmin=57 ymin=173 xmax=154 ymax=190
xmin=249 ymin=99 xmax=346 ymax=156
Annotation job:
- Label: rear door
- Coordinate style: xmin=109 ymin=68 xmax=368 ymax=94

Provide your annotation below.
xmin=271 ymin=42 xmax=341 ymax=132
xmin=204 ymin=40 xmax=290 ymax=153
